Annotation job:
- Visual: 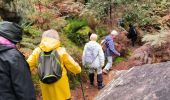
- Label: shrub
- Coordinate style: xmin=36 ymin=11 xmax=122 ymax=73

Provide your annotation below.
xmin=49 ymin=17 xmax=67 ymax=31
xmin=23 ymin=25 xmax=42 ymax=37
xmin=85 ymin=0 xmax=110 ymax=19
xmin=95 ymin=27 xmax=108 ymax=38
xmin=114 ymin=57 xmax=125 ymax=64
xmin=68 ymin=72 xmax=80 ymax=89
xmin=21 ymin=25 xmax=42 ymax=50
xmin=123 ymin=4 xmax=154 ymax=27
xmin=20 ymin=42 xmax=36 ymax=50
xmin=142 ymin=30 xmax=170 ymax=47
xmin=80 ymin=9 xmax=100 ymax=30
xmin=122 ymin=0 xmax=170 ymax=28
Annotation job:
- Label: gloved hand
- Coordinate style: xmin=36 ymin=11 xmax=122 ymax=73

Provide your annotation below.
xmin=116 ymin=52 xmax=121 ymax=56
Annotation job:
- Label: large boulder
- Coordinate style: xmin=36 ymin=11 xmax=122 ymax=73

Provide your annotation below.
xmin=95 ymin=61 xmax=170 ymax=100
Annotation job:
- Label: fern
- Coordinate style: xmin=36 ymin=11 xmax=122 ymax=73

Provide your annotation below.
xmin=20 ymin=42 xmax=36 ymax=50
xmin=63 ymin=18 xmax=91 ymax=46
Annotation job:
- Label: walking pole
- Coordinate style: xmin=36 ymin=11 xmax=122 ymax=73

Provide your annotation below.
xmin=78 ymin=74 xmax=86 ymax=100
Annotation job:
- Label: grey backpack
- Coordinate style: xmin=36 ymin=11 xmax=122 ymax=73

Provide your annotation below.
xmin=38 ymin=50 xmax=62 ymax=84
xmin=84 ymin=46 xmax=99 ymax=66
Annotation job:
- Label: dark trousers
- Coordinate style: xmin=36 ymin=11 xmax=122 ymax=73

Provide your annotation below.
xmin=131 ymin=37 xmax=137 ymax=47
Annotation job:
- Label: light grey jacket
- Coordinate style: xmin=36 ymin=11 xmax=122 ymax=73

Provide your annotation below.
xmin=82 ymin=41 xmax=105 ymax=68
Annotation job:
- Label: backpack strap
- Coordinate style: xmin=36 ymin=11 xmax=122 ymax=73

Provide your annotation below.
xmin=38 ymin=49 xmax=44 ymax=66
xmin=38 ymin=48 xmax=61 ymax=66
xmin=51 ymin=50 xmax=61 ymax=65
xmin=89 ymin=51 xmax=99 ymax=65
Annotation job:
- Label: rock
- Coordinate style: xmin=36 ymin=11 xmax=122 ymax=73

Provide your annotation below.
xmin=130 ymin=43 xmax=151 ymax=62
xmin=95 ymin=61 xmax=170 ymax=100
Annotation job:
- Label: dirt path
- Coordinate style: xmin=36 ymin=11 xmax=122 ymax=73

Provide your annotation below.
xmin=71 ymin=61 xmax=136 ymax=100
xmin=71 ymin=46 xmax=139 ymax=100
xmin=71 ymin=70 xmax=116 ymax=100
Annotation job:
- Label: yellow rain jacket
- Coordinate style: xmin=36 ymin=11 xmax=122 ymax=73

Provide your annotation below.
xmin=27 ymin=37 xmax=81 ymax=100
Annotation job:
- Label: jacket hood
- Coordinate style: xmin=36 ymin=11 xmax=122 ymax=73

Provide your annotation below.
xmin=39 ymin=37 xmax=61 ymax=52
xmin=0 ymin=21 xmax=23 ymax=44
xmin=86 ymin=41 xmax=99 ymax=50
xmin=0 ymin=45 xmax=13 ymax=52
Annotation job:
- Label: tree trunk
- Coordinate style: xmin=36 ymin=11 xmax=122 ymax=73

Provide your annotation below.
xmin=84 ymin=0 xmax=89 ymax=4
xmin=109 ymin=0 xmax=112 ymax=26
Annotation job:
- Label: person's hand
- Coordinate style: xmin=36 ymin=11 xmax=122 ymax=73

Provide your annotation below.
xmin=118 ymin=53 xmax=121 ymax=56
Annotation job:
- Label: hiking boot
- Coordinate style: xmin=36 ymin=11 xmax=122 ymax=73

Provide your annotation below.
xmin=89 ymin=73 xmax=94 ymax=86
xmin=102 ymin=69 xmax=109 ymax=74
xmin=97 ymin=74 xmax=105 ymax=90
xmin=98 ymin=84 xmax=105 ymax=89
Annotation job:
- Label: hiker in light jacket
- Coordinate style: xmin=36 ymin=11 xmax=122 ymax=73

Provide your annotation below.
xmin=0 ymin=21 xmax=36 ymax=100
xmin=82 ymin=33 xmax=105 ymax=89
xmin=103 ymin=30 xmax=120 ymax=74
xmin=27 ymin=29 xmax=81 ymax=100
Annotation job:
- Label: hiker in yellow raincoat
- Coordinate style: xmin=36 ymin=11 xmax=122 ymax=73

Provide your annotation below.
xmin=27 ymin=29 xmax=81 ymax=100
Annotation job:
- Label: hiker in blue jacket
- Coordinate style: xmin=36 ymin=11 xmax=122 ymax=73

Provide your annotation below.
xmin=103 ymin=30 xmax=120 ymax=74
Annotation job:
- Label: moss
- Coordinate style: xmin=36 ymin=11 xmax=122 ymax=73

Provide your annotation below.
xmin=114 ymin=57 xmax=125 ymax=64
